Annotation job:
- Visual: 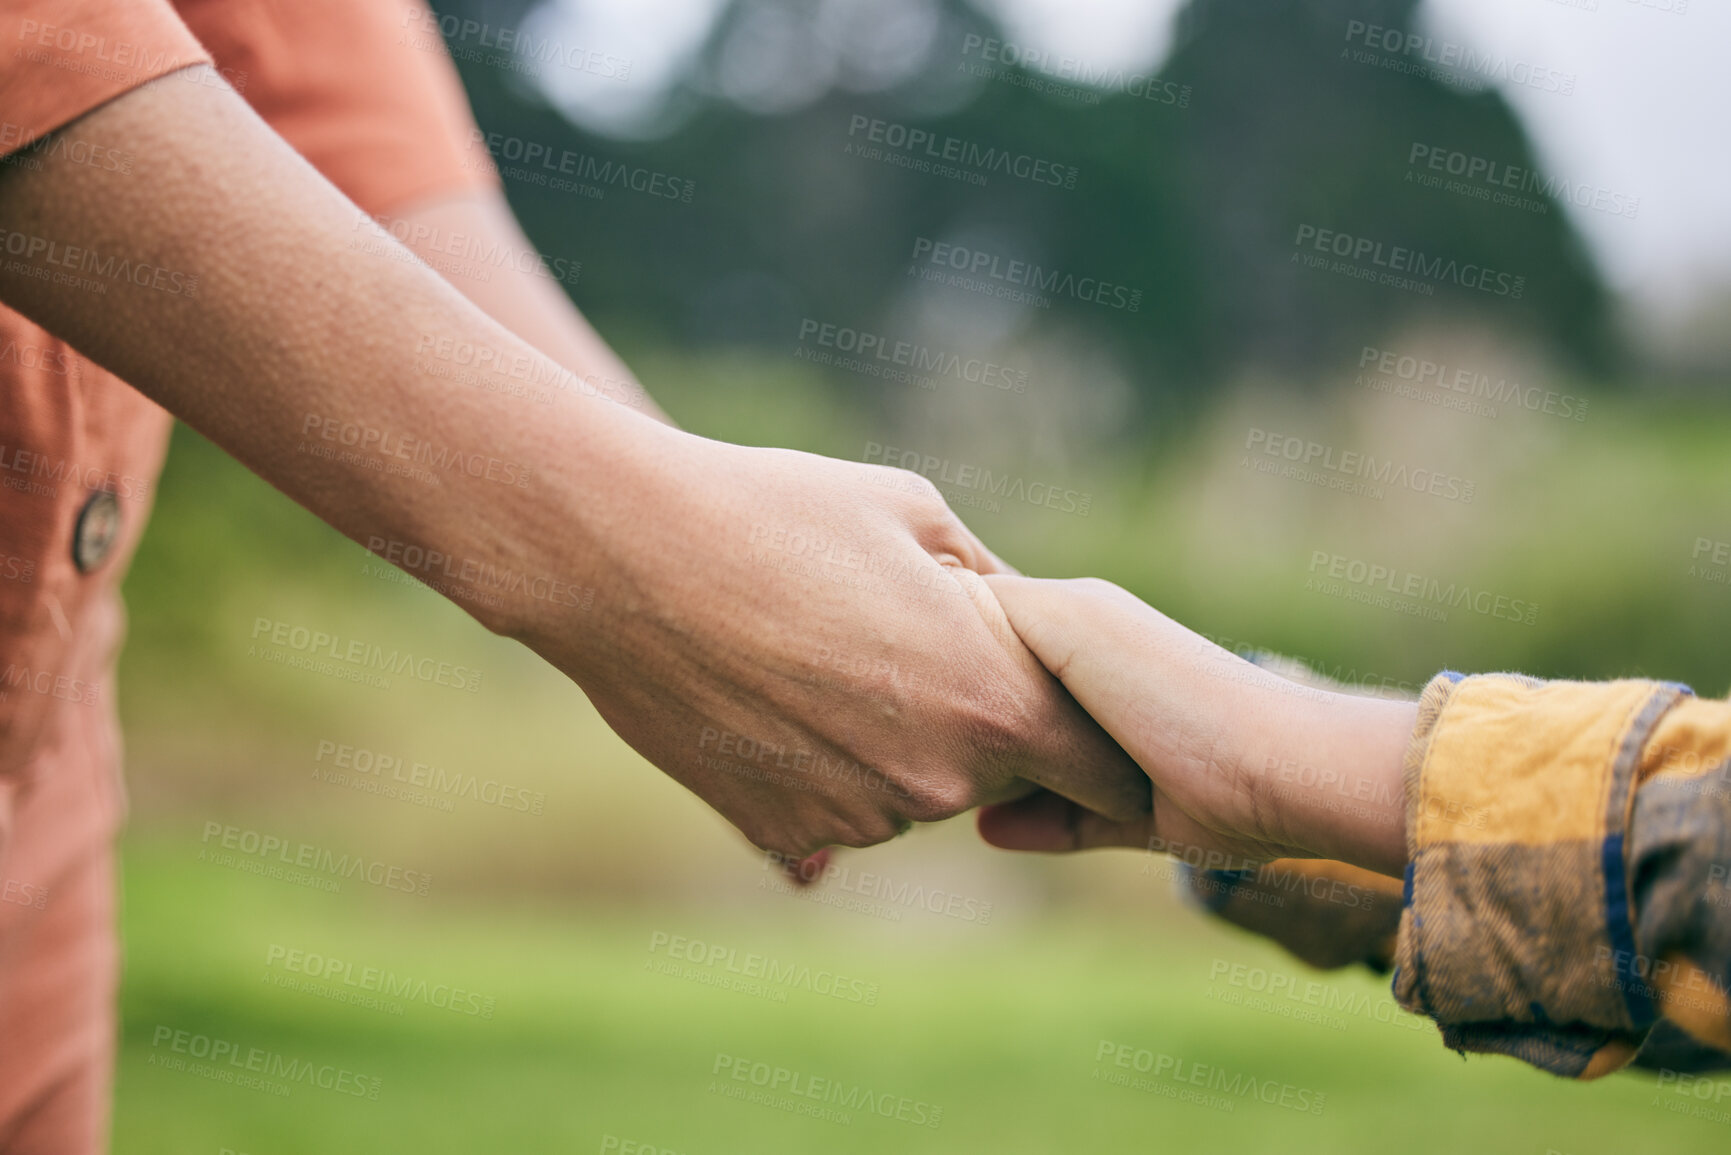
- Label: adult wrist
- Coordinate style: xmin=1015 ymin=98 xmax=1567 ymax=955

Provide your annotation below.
xmin=419 ymin=391 xmax=672 ymax=647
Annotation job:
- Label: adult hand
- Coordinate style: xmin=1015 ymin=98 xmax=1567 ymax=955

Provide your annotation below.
xmin=973 ymin=576 xmax=1415 ymax=877
xmin=514 ymin=430 xmax=1152 ymax=858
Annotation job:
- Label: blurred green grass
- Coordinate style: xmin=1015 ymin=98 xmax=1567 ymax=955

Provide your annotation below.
xmin=118 ymin=836 xmax=1731 ymax=1155
xmin=111 ymin=355 xmax=1731 ymax=1151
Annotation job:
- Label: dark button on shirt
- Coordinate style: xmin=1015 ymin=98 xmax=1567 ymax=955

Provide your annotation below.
xmin=72 ymin=490 xmax=121 ymax=574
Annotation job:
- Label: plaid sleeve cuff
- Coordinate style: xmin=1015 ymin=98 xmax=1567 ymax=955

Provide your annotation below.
xmin=1393 ymin=671 xmax=1692 ymax=1078
xmin=1179 ymin=860 xmax=1404 ymax=972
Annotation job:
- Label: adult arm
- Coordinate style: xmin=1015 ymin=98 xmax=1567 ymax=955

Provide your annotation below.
xmin=0 ymin=69 xmax=1149 ymax=856
xmin=384 ymin=189 xmax=673 ymax=426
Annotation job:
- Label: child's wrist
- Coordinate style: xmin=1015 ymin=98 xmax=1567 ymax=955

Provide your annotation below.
xmin=1275 ymin=693 xmax=1415 ymax=875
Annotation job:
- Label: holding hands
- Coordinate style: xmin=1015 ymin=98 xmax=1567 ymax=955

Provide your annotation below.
xmin=513 ymin=428 xmax=1158 ymax=861
xmin=973 ymin=576 xmax=1416 ymax=879
xmin=542 ymin=427 xmax=1415 ymax=873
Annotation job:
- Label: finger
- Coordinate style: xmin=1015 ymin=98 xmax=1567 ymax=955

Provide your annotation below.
xmin=952 ymin=568 xmax=1151 ymax=821
xmin=983 ymin=574 xmax=1171 ymax=771
xmin=976 ymin=792 xmax=1155 ymax=853
xmin=1015 ymin=692 xmax=1152 ymax=821
xmin=784 ymin=847 xmax=833 ymax=889
xmin=978 ymin=789 xmax=1236 ymax=864
xmin=915 ymin=495 xmax=1020 ymax=577
xmin=953 ymin=522 xmax=1021 ymax=576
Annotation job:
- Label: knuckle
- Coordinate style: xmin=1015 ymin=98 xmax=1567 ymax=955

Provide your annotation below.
xmin=903 ymin=473 xmax=945 ymax=507
xmin=859 ymin=462 xmax=928 ymax=501
xmin=1068 ymin=575 xmax=1124 ymax=600
xmin=832 ymin=811 xmax=902 ymax=849
xmin=899 ymin=775 xmax=975 ymax=823
xmin=738 ymin=817 xmax=817 ymax=861
xmin=959 ymin=694 xmax=1037 ymax=762
xmin=882 ymin=468 xmax=948 ymax=517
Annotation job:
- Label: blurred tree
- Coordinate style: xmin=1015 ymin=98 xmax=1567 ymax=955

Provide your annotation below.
xmin=439 ymin=0 xmax=1614 ymax=420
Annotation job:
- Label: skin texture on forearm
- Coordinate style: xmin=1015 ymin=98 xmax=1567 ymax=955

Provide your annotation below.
xmin=0 ymin=67 xmax=650 ymax=639
xmin=386 ymin=190 xmax=675 ymax=427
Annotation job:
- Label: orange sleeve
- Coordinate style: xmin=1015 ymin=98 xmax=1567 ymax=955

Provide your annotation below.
xmin=0 ymin=0 xmax=213 ymax=158
xmin=172 ymin=0 xmax=498 ymax=217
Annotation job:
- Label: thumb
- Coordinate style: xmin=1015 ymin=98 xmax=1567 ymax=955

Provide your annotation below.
xmin=960 ymin=532 xmax=1020 ymax=577
xmin=948 ymin=567 xmax=1151 ymax=822
xmin=977 ymin=788 xmax=1233 ymax=860
xmin=933 ymin=513 xmax=1020 ymax=577
xmin=977 ymin=791 xmax=1155 ymax=853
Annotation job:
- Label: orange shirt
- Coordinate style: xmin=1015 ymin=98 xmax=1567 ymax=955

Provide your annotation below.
xmin=0 ymin=2 xmax=494 ymax=1146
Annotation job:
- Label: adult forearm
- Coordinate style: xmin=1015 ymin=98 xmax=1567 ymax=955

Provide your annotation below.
xmin=385 ymin=190 xmax=675 ymax=426
xmin=0 ymin=67 xmax=652 ymax=639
